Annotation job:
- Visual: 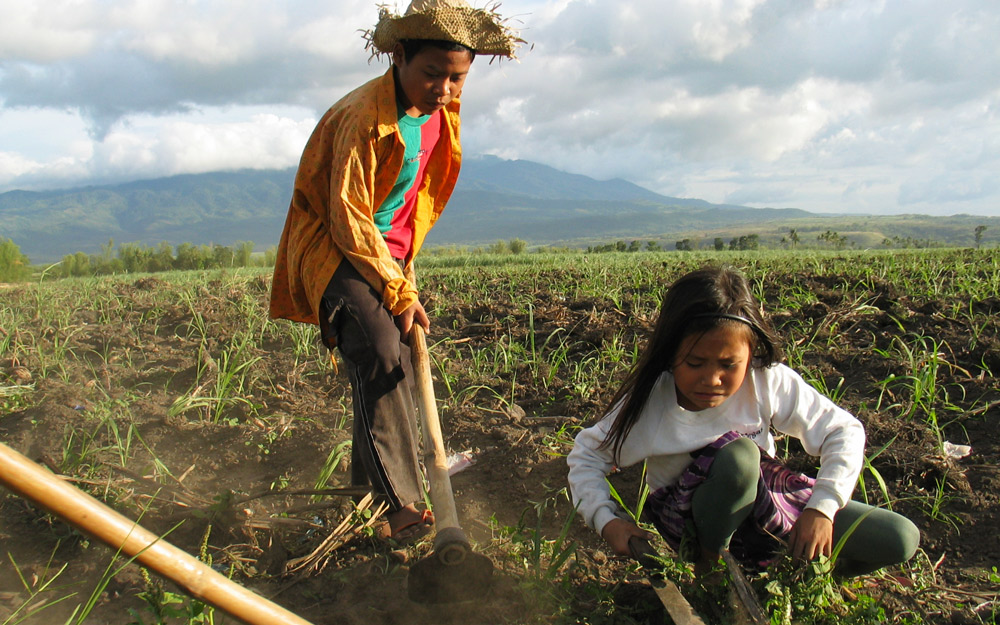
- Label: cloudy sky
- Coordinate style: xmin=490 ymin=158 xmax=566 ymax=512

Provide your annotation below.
xmin=1 ymin=0 xmax=998 ymax=216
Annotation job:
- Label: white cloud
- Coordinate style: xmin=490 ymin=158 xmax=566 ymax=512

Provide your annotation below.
xmin=899 ymin=172 xmax=999 ymax=206
xmin=145 ymin=112 xmax=316 ymax=173
xmin=647 ymin=78 xmax=870 ymax=162
xmin=0 ymin=0 xmax=998 ymax=215
xmin=0 ymin=2 xmax=99 ymax=62
xmin=0 ymin=152 xmax=41 ymax=182
xmin=687 ymin=0 xmax=761 ymax=62
xmin=0 ymin=106 xmax=315 ymax=190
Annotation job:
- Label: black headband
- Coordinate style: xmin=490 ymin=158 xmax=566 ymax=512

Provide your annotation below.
xmin=689 ymin=312 xmax=767 ymax=339
xmin=691 ymin=312 xmax=755 ymax=326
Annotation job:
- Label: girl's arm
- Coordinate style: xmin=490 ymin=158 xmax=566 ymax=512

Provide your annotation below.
xmin=766 ymin=365 xmax=866 ymax=521
xmin=567 ymin=419 xmax=620 ymax=536
xmin=568 ymin=423 xmax=655 ymax=556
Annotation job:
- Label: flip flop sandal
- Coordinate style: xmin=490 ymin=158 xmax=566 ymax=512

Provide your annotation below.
xmin=378 ymin=509 xmax=434 ymax=546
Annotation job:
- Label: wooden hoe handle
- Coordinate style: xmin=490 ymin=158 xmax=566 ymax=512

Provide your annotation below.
xmin=0 ymin=442 xmax=314 ymax=625
xmin=410 ymin=326 xmax=464 ymax=542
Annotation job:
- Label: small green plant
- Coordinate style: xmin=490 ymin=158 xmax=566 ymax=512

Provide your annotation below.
xmin=540 ymin=422 xmax=581 ymax=457
xmin=801 ymin=369 xmax=847 ymax=403
xmin=525 ymin=507 xmax=578 ymax=585
xmin=606 ymin=460 xmax=650 ymax=524
xmin=127 ymin=557 xmax=217 ymax=625
xmin=857 ymin=437 xmax=895 ymax=508
xmin=0 ymin=383 xmax=34 ymax=415
xmin=762 ymin=557 xmax=888 ymax=625
xmin=126 ymin=525 xmax=218 ymax=625
xmin=754 ymin=507 xmax=892 ymax=625
xmin=491 ymin=491 xmax=579 ymax=592
xmin=923 ymin=475 xmax=964 ymax=530
xmin=168 ymin=333 xmax=262 ymax=423
xmin=127 ymin=583 xmax=215 ymax=625
xmin=874 ymin=333 xmax=966 ymax=453
xmin=2 ymin=550 xmax=77 ymax=625
xmin=311 ymin=440 xmax=352 ymax=503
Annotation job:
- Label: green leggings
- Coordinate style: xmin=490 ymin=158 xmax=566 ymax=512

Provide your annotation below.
xmin=691 ymin=437 xmax=920 ymax=576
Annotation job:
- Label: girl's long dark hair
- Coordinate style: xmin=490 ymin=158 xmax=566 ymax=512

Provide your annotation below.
xmin=599 ymin=266 xmax=783 ymax=461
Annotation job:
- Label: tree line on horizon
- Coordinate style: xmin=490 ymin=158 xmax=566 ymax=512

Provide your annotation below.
xmin=0 ymin=238 xmax=275 ymax=281
xmin=0 ymin=224 xmax=991 ymax=282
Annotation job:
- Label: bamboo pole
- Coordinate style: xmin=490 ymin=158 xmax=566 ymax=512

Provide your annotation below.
xmin=0 ymin=442 xmax=314 ymax=625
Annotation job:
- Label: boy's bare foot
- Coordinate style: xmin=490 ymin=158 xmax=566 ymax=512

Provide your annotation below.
xmin=378 ymin=504 xmax=434 ymax=544
xmin=386 ymin=504 xmax=422 ymax=533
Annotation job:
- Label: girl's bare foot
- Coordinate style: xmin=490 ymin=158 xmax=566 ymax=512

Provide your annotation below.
xmin=693 ymin=551 xmax=724 ymax=585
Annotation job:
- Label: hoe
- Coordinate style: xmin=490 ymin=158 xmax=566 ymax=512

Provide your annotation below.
xmin=406 ymin=325 xmax=494 ymax=604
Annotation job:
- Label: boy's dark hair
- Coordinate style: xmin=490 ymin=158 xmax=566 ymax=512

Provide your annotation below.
xmin=400 ymin=39 xmax=476 ymax=62
xmin=600 ymin=266 xmax=783 ymax=461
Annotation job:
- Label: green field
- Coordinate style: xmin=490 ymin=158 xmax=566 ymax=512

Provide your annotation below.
xmin=1 ymin=248 xmax=998 ymax=624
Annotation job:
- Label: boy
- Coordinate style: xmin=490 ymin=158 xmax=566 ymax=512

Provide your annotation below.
xmin=269 ymin=0 xmax=522 ymax=543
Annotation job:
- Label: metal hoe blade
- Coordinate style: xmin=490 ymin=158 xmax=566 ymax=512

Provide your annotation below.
xmin=407 ymin=534 xmax=493 ymax=604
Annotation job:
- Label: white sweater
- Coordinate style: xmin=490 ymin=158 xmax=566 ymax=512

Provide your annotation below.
xmin=567 ymin=364 xmax=865 ymax=536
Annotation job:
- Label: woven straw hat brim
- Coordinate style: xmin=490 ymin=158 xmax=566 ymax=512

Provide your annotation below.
xmin=369 ymin=6 xmax=521 ymax=58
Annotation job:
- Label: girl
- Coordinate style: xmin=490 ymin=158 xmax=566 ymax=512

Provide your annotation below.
xmin=567 ymin=266 xmax=919 ymax=577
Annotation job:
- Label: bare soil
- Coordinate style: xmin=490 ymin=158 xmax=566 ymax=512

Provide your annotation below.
xmin=1 ymin=261 xmax=998 ymax=624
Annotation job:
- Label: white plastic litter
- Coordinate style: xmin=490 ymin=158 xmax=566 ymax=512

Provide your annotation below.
xmin=943 ymin=441 xmax=972 ymax=459
xmin=446 ymin=450 xmax=476 ymax=476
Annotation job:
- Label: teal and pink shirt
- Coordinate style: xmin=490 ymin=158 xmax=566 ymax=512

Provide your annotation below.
xmin=374 ymin=108 xmax=443 ymax=259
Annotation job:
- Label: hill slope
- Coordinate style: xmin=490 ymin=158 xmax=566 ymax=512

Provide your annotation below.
xmin=1 ymin=156 xmax=996 ymax=262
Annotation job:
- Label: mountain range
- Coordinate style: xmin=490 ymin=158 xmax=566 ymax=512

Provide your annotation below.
xmin=1 ymin=155 xmax=996 ymax=263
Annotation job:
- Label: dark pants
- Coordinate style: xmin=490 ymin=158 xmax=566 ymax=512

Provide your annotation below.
xmin=319 ymin=260 xmax=422 ymax=513
xmin=691 ymin=438 xmax=920 ymax=576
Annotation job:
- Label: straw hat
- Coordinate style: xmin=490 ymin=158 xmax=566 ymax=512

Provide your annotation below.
xmin=365 ymin=0 xmax=524 ymax=59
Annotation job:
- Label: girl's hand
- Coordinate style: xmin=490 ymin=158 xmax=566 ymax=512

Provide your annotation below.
xmin=787 ymin=508 xmax=834 ymax=561
xmin=601 ymin=518 xmax=655 ymax=557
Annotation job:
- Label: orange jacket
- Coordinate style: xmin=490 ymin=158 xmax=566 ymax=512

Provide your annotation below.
xmin=269 ymin=68 xmax=462 ymax=324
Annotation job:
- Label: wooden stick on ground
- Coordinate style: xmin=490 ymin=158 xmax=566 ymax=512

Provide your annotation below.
xmin=721 ymin=550 xmax=769 ymax=625
xmin=628 ymin=536 xmax=707 ymax=625
xmin=0 ymin=442 xmax=315 ymax=625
